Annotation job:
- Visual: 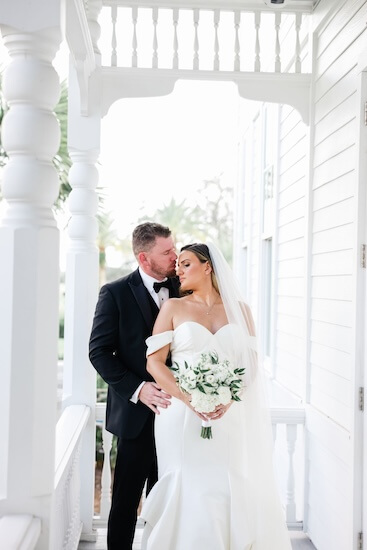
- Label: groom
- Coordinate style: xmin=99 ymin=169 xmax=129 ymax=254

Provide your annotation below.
xmin=89 ymin=222 xmax=179 ymax=550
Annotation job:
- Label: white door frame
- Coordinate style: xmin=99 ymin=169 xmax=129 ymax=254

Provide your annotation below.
xmin=354 ymin=67 xmax=367 ymax=547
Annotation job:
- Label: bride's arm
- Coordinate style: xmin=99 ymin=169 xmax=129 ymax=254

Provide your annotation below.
xmin=148 ymin=350 xmax=206 ymax=419
xmin=147 ymin=299 xmax=187 ymax=402
xmin=147 ymin=301 xmax=206 ymax=417
xmin=147 ymin=346 xmax=185 ymax=402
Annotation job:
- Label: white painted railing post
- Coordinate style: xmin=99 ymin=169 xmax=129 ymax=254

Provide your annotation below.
xmin=111 ymin=4 xmax=118 ymax=67
xmin=152 ymin=7 xmax=159 ymax=69
xmin=286 ymin=423 xmax=298 ymax=524
xmin=193 ymin=9 xmax=200 ymax=70
xmin=62 ymin=1 xmax=102 ymax=538
xmin=213 ymin=10 xmax=220 ymax=71
xmin=172 ymin=8 xmax=179 ymax=69
xmin=234 ymin=11 xmax=241 ymax=72
xmin=295 ymin=13 xmax=302 ymax=73
xmin=132 ymin=6 xmax=138 ymax=68
xmin=100 ymin=421 xmax=113 ymax=520
xmin=271 ymin=408 xmax=305 ymax=528
xmin=0 ymin=1 xmax=63 ymax=547
xmin=275 ymin=12 xmax=281 ymax=73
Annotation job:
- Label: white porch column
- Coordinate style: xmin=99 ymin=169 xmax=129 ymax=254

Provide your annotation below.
xmin=62 ymin=1 xmax=102 ymax=538
xmin=0 ymin=2 xmax=63 ymax=548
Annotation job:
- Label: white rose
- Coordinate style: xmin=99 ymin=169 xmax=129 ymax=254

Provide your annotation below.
xmin=206 ymin=374 xmax=216 ymax=385
xmin=217 ymin=386 xmax=232 ymax=405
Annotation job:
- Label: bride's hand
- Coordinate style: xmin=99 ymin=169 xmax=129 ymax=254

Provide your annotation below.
xmin=206 ymin=402 xmax=232 ymax=420
xmin=180 ymin=392 xmax=208 ymax=421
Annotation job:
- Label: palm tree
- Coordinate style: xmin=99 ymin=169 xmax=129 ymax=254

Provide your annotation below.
xmin=97 ymin=210 xmax=120 ymax=285
xmin=140 ymin=197 xmax=207 ymax=248
xmin=197 ymin=175 xmax=234 ymax=263
xmin=53 ymin=79 xmax=72 ymax=211
xmin=140 ymin=177 xmax=234 ymax=262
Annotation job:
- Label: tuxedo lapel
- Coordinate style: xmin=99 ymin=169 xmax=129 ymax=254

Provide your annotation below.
xmin=129 ymin=269 xmax=158 ymax=329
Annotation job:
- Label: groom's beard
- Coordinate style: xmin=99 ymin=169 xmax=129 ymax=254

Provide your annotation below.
xmin=166 ymin=267 xmax=177 ymax=278
xmin=150 ymin=259 xmax=177 ymax=280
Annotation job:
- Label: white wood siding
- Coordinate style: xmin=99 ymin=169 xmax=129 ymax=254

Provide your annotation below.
xmin=236 ymin=3 xmax=366 ymax=547
xmin=306 ymin=0 xmax=367 ymax=547
xmin=276 ymin=104 xmax=307 ymax=396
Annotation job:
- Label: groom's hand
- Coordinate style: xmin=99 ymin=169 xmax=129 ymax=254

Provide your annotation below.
xmin=139 ymin=382 xmax=171 ymax=414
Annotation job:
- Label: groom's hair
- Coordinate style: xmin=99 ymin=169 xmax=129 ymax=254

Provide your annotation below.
xmin=132 ymin=222 xmax=171 ymax=256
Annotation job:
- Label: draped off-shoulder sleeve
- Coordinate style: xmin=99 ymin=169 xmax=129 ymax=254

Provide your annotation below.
xmin=146 ymin=331 xmax=174 ymax=357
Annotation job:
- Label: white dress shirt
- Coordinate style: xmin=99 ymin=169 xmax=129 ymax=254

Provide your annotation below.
xmin=130 ymin=268 xmax=170 ymax=404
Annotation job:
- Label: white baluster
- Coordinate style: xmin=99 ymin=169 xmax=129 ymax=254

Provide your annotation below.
xmin=275 ymin=12 xmax=281 ymax=73
xmin=100 ymin=424 xmax=113 ymax=520
xmin=132 ymin=6 xmax=138 ymax=68
xmin=295 ymin=13 xmax=302 ymax=73
xmin=286 ymin=424 xmax=297 ymax=523
xmin=254 ymin=12 xmax=261 ymax=72
xmin=172 ymin=8 xmax=179 ymax=69
xmin=87 ymin=0 xmax=102 ymax=60
xmin=193 ymin=9 xmax=199 ymax=70
xmin=272 ymin=422 xmax=277 ymax=445
xmin=152 ymin=7 xmax=158 ymax=69
xmin=213 ymin=10 xmax=220 ymax=71
xmin=234 ymin=11 xmax=241 ymax=72
xmin=111 ymin=4 xmax=117 ymax=67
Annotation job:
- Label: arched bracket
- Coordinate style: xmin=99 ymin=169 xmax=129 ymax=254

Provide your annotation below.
xmin=235 ymin=72 xmax=311 ymax=125
xmin=100 ymin=67 xmax=311 ymax=124
xmin=101 ymin=68 xmax=176 ymax=117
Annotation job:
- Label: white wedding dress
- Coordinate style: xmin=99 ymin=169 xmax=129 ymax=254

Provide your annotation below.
xmin=141 ymin=321 xmax=291 ymax=550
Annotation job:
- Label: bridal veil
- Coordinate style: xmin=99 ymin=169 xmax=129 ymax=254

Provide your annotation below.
xmin=207 ymin=242 xmax=292 ymax=549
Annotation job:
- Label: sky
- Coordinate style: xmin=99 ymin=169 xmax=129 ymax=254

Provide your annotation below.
xmin=99 ymin=80 xmax=240 ymax=237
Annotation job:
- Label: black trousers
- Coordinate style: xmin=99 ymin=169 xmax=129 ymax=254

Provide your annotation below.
xmin=107 ymin=417 xmax=157 ymax=550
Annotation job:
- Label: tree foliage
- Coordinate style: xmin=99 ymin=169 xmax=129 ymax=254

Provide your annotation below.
xmin=140 ymin=175 xmax=234 ymax=263
xmin=53 ymin=79 xmax=72 ymax=210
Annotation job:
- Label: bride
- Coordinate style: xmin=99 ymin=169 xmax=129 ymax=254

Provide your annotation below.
xmin=140 ymin=243 xmax=292 ymax=550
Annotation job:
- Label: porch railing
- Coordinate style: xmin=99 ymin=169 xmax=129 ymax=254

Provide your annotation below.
xmin=0 ymin=514 xmax=41 ymax=550
xmin=99 ymin=2 xmax=310 ymax=74
xmin=94 ymin=402 xmax=305 ymax=528
xmin=52 ymin=405 xmax=91 ymax=550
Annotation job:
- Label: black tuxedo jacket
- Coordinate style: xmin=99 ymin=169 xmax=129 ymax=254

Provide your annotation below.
xmin=89 ymin=268 xmax=180 ymax=439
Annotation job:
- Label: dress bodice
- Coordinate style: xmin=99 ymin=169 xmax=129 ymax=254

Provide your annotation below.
xmin=146 ymin=321 xmax=243 ymax=368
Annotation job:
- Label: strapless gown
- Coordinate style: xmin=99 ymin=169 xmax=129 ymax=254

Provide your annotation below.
xmin=140 ymin=321 xmax=291 ymax=550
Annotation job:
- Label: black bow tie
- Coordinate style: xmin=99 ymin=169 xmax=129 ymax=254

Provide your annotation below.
xmin=153 ymin=280 xmax=171 ymax=293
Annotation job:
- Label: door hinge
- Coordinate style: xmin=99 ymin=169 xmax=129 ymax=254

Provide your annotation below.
xmin=358 ymin=531 xmax=363 ymax=550
xmin=365 ymin=101 xmax=367 ymax=125
xmin=362 ymin=244 xmax=367 ymax=268
xmin=359 ymin=388 xmax=364 ymax=412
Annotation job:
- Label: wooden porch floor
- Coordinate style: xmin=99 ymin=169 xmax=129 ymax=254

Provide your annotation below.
xmin=78 ymin=526 xmax=316 ymax=549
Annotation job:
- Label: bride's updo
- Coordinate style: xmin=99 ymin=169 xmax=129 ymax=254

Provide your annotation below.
xmin=180 ymin=243 xmax=220 ymax=294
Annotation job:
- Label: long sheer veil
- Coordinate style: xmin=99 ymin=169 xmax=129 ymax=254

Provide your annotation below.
xmin=208 ymin=242 xmax=292 ymax=549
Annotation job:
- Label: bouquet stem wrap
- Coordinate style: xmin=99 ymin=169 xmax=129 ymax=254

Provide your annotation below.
xmin=201 ymin=419 xmax=213 ymax=439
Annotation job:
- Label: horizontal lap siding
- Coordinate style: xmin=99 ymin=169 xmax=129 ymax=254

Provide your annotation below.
xmin=275 ymin=105 xmax=307 ymax=396
xmin=249 ymin=119 xmax=261 ymax=323
xmin=306 ymin=0 xmax=367 ymax=547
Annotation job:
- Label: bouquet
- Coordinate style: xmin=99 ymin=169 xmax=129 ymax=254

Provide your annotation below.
xmin=170 ymin=350 xmax=245 ymax=439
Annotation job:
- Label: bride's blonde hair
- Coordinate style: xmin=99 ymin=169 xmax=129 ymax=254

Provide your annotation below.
xmin=180 ymin=243 xmax=220 ymax=294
